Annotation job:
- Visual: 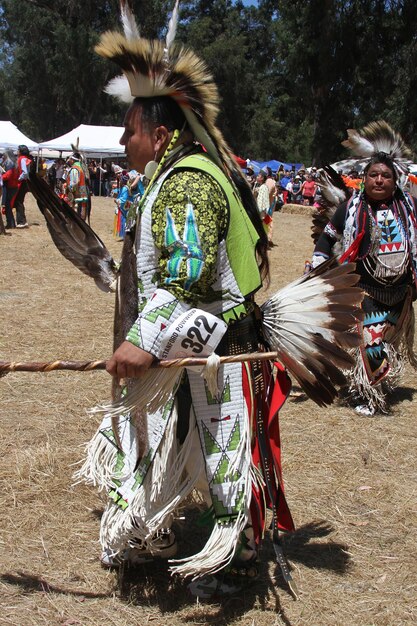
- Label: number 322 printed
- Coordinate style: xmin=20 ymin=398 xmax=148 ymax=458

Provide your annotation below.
xmin=180 ymin=315 xmax=219 ymax=354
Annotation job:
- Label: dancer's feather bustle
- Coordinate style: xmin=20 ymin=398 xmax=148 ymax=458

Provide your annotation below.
xmin=318 ymin=165 xmax=349 ymax=208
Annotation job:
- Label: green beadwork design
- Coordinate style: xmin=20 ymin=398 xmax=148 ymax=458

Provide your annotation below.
xmin=111 ymin=450 xmax=127 ymax=488
xmin=132 ymin=448 xmax=153 ymax=490
xmin=126 ymin=324 xmax=143 ymax=348
xmin=101 ymin=427 xmax=120 ymax=449
xmin=204 ymin=376 xmax=231 ymax=405
xmin=202 ymin=422 xmax=222 ymax=456
xmin=162 ymin=397 xmax=174 ymax=420
xmin=227 ymin=418 xmax=241 ymax=452
xmin=210 ymin=492 xmax=230 ymax=517
xmin=212 ymin=453 xmax=241 ymax=485
xmin=109 ymin=489 xmax=129 ymax=511
xmin=211 ymin=486 xmax=245 ymax=519
xmin=152 ymin=169 xmax=227 ymax=304
xmin=144 ymin=298 xmax=177 ymax=324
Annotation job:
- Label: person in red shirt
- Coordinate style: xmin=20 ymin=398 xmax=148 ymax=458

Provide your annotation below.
xmin=300 ymin=174 xmax=317 ymax=205
xmin=15 ymin=145 xmax=33 ymax=228
xmin=1 ymin=151 xmax=19 ymax=228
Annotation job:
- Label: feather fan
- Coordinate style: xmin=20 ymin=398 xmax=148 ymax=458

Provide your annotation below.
xmin=311 ymin=165 xmax=349 ymax=244
xmin=261 ymin=258 xmax=364 ymax=407
xmin=28 ymin=171 xmax=117 ymax=293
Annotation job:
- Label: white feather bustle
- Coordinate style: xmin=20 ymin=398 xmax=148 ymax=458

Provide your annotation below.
xmin=318 ymin=171 xmax=349 ymax=207
xmin=260 ymin=260 xmax=363 ymax=405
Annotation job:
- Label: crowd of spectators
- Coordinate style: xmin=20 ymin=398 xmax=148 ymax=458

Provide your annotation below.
xmin=46 ymin=157 xmax=129 ymax=198
xmin=0 ymin=148 xmax=146 ymax=229
xmin=248 ymin=164 xmax=323 ymax=210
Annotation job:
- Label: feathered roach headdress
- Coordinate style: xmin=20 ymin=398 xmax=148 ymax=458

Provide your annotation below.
xmin=341 ymin=120 xmax=413 ymax=177
xmin=95 ymin=0 xmax=238 ymax=176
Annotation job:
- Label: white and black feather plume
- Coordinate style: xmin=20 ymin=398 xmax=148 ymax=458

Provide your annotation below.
xmin=96 ymin=0 xmax=242 ymax=177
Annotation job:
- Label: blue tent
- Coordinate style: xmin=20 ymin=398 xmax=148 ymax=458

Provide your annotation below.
xmin=246 ymin=159 xmax=304 ymax=174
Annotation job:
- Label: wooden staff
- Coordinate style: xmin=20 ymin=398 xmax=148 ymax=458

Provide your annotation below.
xmin=0 ymin=351 xmax=280 ymax=375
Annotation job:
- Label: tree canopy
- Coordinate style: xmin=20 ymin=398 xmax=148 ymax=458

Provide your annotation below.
xmin=0 ymin=0 xmax=416 ymax=164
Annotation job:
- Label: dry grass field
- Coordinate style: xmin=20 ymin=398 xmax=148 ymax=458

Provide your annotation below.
xmin=0 ymin=195 xmax=416 ymax=626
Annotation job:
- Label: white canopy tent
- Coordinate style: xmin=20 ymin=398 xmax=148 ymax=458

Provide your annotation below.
xmin=38 ymin=124 xmax=125 ymax=158
xmin=0 ymin=121 xmax=38 ymax=152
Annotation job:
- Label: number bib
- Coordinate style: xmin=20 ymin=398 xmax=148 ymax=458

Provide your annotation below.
xmin=159 ymin=308 xmax=227 ymax=364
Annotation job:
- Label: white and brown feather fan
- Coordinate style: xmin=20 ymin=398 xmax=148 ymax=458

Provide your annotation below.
xmin=28 ymin=171 xmax=117 ymax=293
xmin=261 ymin=258 xmax=364 ymax=406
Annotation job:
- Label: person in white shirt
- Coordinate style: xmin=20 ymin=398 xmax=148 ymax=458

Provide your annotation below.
xmin=255 ymin=169 xmax=274 ymax=247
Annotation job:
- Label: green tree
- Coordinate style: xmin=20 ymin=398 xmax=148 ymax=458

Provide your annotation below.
xmin=0 ymin=0 xmax=170 ymax=140
xmin=179 ymin=0 xmax=285 ymax=159
xmin=1 ymin=0 xmax=416 ymax=164
xmin=382 ymin=0 xmax=417 ymax=154
xmin=273 ymin=0 xmax=417 ymax=164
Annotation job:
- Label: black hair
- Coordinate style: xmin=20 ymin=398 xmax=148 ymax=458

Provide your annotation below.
xmin=18 ymin=144 xmax=30 ymax=156
xmin=363 ymin=152 xmax=397 ymax=182
xmin=133 ymin=96 xmax=188 ymax=132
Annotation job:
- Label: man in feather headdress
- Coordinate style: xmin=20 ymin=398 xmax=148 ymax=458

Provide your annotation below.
xmin=66 ymin=152 xmax=90 ymax=221
xmin=311 ymin=121 xmax=417 ymax=416
xmin=73 ymin=0 xmax=300 ymax=597
xmin=27 ymin=0 xmax=362 ymax=600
